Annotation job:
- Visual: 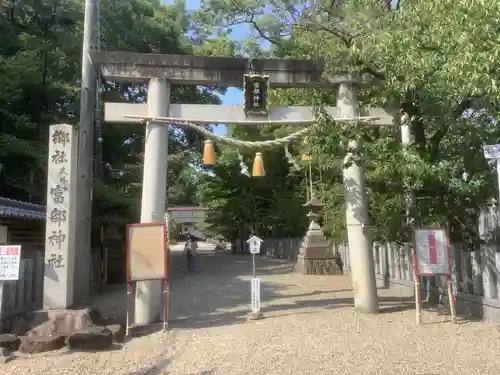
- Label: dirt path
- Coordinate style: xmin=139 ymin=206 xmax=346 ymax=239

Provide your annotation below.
xmin=3 ymin=252 xmax=500 ymax=375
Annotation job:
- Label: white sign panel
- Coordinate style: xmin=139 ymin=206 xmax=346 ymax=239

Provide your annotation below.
xmin=414 ymin=228 xmax=450 ymax=275
xmin=249 ymin=243 xmax=260 ymax=254
xmin=247 ymin=235 xmax=263 ymax=255
xmin=0 ymin=245 xmax=21 ymax=281
xmin=483 ymin=144 xmax=500 ymax=160
xmin=43 ymin=124 xmax=77 ymax=309
xmin=251 ymin=277 xmax=261 ymax=312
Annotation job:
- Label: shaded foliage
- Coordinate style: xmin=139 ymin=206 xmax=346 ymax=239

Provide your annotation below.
xmin=194 ymin=0 xmax=500 ymax=245
xmin=0 ymin=0 xmax=219 ymax=238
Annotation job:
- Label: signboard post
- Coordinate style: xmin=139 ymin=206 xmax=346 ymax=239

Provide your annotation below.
xmin=251 ymin=277 xmax=260 ymax=313
xmin=246 ymin=235 xmax=264 ymax=320
xmin=0 ymin=245 xmax=22 ymax=326
xmin=413 ymin=227 xmax=456 ymax=325
xmin=125 ymin=222 xmax=168 ymax=336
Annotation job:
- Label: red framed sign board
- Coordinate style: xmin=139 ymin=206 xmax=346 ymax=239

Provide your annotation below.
xmin=412 ymin=226 xmax=456 ymax=325
xmin=125 ymin=221 xmax=169 ymax=335
xmin=413 ymin=227 xmax=451 ymax=277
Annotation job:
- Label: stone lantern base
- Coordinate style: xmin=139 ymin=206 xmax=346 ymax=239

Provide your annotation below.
xmin=295 ymin=254 xmax=343 ymax=275
xmin=294 ymin=221 xmax=344 ymax=276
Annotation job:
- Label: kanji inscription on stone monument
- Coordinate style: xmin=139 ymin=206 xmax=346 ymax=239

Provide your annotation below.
xmin=43 ymin=124 xmax=77 ymax=309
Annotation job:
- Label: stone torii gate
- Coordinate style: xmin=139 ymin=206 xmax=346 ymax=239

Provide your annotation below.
xmin=89 ymin=51 xmax=394 ymax=325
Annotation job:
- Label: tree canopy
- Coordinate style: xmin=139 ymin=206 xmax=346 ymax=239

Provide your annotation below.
xmin=194 ymin=0 xmax=500 ymax=244
xmin=2 ymin=0 xmax=500 ymax=247
xmin=0 ymin=0 xmax=220 ymax=236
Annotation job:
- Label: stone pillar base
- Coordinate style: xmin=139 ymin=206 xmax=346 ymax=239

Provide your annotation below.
xmin=247 ymin=311 xmax=264 ymax=320
xmin=295 ymin=255 xmax=343 ymax=275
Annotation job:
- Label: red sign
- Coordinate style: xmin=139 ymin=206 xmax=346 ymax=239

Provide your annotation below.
xmin=427 ymin=232 xmax=437 ymax=265
xmin=0 ymin=246 xmax=20 ymax=256
xmin=413 ymin=227 xmax=451 ymax=276
xmin=412 ymin=227 xmax=457 ymax=325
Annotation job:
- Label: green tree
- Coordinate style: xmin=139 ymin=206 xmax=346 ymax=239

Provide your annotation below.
xmin=193 ymin=0 xmax=500 ymax=244
xmin=196 ymin=124 xmax=309 ymax=244
xmin=0 ymin=0 xmax=222 ymax=240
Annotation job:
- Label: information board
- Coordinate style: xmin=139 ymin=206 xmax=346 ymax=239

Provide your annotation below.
xmin=0 ymin=245 xmax=21 ymax=281
xmin=413 ymin=227 xmax=450 ymax=276
xmin=125 ymin=222 xmax=169 ymax=336
xmin=126 ymin=222 xmax=167 ymax=282
xmin=247 ymin=236 xmax=263 ymax=255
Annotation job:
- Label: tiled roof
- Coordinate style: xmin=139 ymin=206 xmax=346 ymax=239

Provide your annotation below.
xmin=0 ymin=197 xmax=45 ymax=220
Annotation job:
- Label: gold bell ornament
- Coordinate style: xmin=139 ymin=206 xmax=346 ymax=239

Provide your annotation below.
xmin=202 ymin=140 xmax=216 ymax=166
xmin=252 ymin=152 xmax=266 ymax=177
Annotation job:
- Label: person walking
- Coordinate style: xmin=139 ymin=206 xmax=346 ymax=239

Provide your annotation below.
xmin=184 ymin=236 xmax=198 ymax=274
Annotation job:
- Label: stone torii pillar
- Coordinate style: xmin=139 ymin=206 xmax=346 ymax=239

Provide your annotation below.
xmin=337 ymin=83 xmax=379 ymax=313
xmin=135 ymin=78 xmax=171 ymax=325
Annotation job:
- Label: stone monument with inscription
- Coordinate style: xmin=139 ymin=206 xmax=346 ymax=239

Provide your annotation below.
xmin=43 ymin=124 xmax=78 ymax=309
xmin=294 ymin=197 xmax=343 ymax=275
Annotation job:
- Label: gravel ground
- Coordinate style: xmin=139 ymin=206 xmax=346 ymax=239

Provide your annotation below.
xmin=3 ymin=250 xmax=500 ymax=375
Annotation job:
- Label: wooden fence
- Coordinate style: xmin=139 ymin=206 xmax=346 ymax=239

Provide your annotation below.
xmin=0 ymin=250 xmax=100 ymax=321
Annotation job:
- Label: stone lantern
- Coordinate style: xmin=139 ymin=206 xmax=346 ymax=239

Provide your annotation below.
xmin=294 ymin=196 xmax=343 ymax=275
